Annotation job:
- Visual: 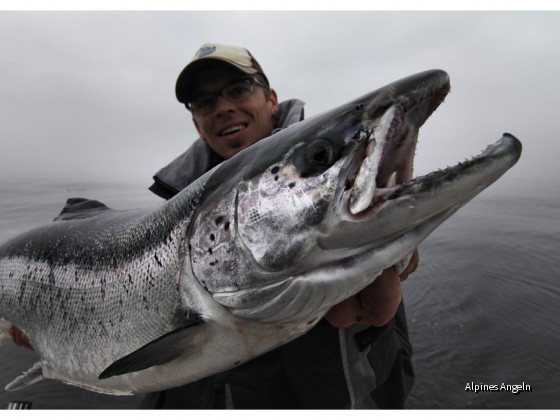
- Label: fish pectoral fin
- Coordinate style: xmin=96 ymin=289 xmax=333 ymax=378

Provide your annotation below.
xmin=5 ymin=361 xmax=44 ymax=391
xmin=98 ymin=316 xmax=204 ymax=380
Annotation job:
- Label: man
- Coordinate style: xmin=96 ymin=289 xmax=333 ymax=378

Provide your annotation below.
xmin=143 ymin=43 xmax=417 ymax=409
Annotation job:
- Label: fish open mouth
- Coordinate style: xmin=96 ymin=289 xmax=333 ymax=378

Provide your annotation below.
xmin=343 ymin=73 xmax=451 ymax=217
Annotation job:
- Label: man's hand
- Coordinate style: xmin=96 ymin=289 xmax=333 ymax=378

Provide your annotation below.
xmin=324 ymin=249 xmax=419 ymax=328
xmin=9 ymin=325 xmax=33 ymax=349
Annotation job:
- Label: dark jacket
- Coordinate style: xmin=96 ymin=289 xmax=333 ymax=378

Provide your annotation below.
xmin=142 ymin=99 xmax=414 ymax=408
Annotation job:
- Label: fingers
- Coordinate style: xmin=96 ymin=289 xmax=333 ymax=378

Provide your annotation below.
xmin=324 ymin=295 xmax=363 ymax=328
xmin=399 ymin=248 xmax=420 ymax=281
xmin=325 ymin=250 xmax=419 ymax=329
xmin=325 ymin=267 xmax=402 ymax=328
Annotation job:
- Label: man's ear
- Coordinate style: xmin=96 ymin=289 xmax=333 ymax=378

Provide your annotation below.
xmin=193 ymin=117 xmax=206 ymax=141
xmin=269 ymin=88 xmax=279 ymax=115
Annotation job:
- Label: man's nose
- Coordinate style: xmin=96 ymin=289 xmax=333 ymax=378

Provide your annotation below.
xmin=214 ymin=95 xmax=236 ymax=116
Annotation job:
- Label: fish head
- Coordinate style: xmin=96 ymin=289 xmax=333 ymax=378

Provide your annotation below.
xmin=185 ymin=69 xmax=521 ymax=326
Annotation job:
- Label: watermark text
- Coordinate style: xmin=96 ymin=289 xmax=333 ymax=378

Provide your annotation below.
xmin=465 ymin=382 xmax=532 ymax=395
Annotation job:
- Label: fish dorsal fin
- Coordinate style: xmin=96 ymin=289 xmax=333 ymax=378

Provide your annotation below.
xmin=98 ymin=316 xmax=204 ymax=380
xmin=54 ymin=197 xmax=113 ymax=221
xmin=5 ymin=361 xmax=44 ymax=391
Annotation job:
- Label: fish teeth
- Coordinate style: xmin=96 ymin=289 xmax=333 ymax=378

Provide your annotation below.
xmin=349 ymin=105 xmax=397 ymax=215
xmin=384 ymin=171 xmax=397 ymax=188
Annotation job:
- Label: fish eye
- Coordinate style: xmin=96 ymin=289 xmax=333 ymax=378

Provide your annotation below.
xmin=294 ymin=139 xmax=338 ymax=178
xmin=307 ymin=139 xmax=334 ymax=168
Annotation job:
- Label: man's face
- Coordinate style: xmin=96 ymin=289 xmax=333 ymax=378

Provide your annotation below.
xmin=190 ymin=63 xmax=279 ymax=160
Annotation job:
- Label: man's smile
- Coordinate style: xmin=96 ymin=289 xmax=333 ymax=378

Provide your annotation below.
xmin=219 ymin=123 xmax=248 ymax=137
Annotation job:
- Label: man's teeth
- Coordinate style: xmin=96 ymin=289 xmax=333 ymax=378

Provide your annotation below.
xmin=221 ymin=125 xmax=246 ymax=136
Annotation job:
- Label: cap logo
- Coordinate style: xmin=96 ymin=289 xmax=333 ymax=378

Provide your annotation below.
xmin=196 ymin=45 xmax=217 ymax=58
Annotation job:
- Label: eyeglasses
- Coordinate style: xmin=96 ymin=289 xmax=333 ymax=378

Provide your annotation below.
xmin=186 ymin=77 xmax=267 ymax=116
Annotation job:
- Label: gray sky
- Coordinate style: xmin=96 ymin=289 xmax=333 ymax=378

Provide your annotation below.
xmin=0 ymin=11 xmax=558 ymax=196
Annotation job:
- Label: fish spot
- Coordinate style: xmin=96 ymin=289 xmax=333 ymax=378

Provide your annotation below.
xmin=271 ymin=166 xmax=280 ymax=174
xmin=215 ymin=216 xmax=224 ymax=225
xmin=274 ymin=175 xmax=279 ymax=181
xmin=224 ymin=221 xmax=230 ymax=231
xmin=208 ymin=248 xmax=213 ymax=255
xmin=248 ymin=209 xmax=260 ymax=223
xmin=210 ymin=234 xmax=215 ymax=241
xmin=288 ymin=182 xmax=296 ymax=188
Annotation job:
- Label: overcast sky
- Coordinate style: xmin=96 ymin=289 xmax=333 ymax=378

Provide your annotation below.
xmin=0 ymin=11 xmax=558 ymax=197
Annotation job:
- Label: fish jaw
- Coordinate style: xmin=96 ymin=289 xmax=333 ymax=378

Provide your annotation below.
xmin=323 ymin=133 xmax=522 ymax=251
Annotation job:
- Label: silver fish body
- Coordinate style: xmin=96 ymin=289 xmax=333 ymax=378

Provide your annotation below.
xmin=0 ymin=70 xmax=522 ymax=394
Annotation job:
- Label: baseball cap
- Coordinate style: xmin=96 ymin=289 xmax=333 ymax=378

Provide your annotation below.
xmin=175 ymin=43 xmax=269 ymax=104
